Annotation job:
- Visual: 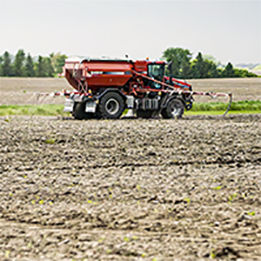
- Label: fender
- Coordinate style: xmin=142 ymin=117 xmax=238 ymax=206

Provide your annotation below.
xmin=160 ymin=93 xmax=183 ymax=109
xmin=95 ymin=88 xmax=127 ymax=102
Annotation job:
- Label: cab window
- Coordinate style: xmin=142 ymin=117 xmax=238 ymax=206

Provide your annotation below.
xmin=147 ymin=64 xmax=164 ymax=81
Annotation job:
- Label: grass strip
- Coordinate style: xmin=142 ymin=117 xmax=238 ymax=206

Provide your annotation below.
xmin=0 ymin=104 xmax=69 ymax=116
xmin=191 ymin=100 xmax=261 ymax=112
xmin=185 ymin=110 xmax=260 ymax=116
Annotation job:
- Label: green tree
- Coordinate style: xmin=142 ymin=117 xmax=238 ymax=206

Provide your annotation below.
xmin=36 ymin=56 xmax=44 ymax=77
xmin=50 ymin=52 xmax=67 ymax=74
xmin=202 ymin=59 xmax=219 ymax=78
xmin=191 ymin=52 xmax=219 ymax=78
xmin=25 ymin=54 xmax=35 ymax=77
xmin=163 ymin=47 xmax=192 ymax=78
xmin=191 ymin=52 xmax=205 ymax=78
xmin=0 ymin=55 xmax=3 ymax=76
xmin=207 ymin=60 xmax=220 ymax=78
xmin=13 ymin=49 xmax=26 ymax=76
xmin=2 ymin=51 xmax=13 ymax=76
xmin=234 ymin=68 xmax=257 ymax=77
xmin=36 ymin=56 xmax=55 ymax=77
xmin=222 ymin=62 xmax=234 ymax=77
xmin=43 ymin=57 xmax=54 ymax=77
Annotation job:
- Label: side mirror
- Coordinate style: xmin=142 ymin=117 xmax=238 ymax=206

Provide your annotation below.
xmin=167 ymin=61 xmax=173 ymax=84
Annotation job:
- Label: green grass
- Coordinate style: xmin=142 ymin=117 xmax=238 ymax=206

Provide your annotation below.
xmin=0 ymin=104 xmax=68 ymax=116
xmin=185 ymin=100 xmax=261 ymax=115
xmin=184 ymin=110 xmax=260 ymax=116
xmin=0 ymin=101 xmax=260 ymax=116
xmin=191 ymin=100 xmax=261 ymax=112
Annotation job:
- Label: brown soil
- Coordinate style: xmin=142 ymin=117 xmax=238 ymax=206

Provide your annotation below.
xmin=0 ymin=115 xmax=261 ymax=260
xmin=0 ymin=77 xmax=261 ymax=105
xmin=190 ymin=78 xmax=261 ymax=102
xmin=0 ymin=78 xmax=73 ymax=105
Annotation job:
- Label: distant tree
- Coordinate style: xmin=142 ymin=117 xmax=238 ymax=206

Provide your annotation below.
xmin=222 ymin=62 xmax=234 ymax=77
xmin=191 ymin=52 xmax=220 ymax=78
xmin=204 ymin=59 xmax=219 ymax=78
xmin=1 ymin=48 xmax=257 ymax=78
xmin=208 ymin=61 xmax=220 ymax=78
xmin=36 ymin=56 xmax=54 ymax=77
xmin=163 ymin=47 xmax=192 ymax=78
xmin=191 ymin=52 xmax=205 ymax=78
xmin=25 ymin=54 xmax=35 ymax=77
xmin=181 ymin=61 xmax=192 ymax=79
xmin=13 ymin=49 xmax=26 ymax=76
xmin=2 ymin=51 xmax=13 ymax=76
xmin=50 ymin=53 xmax=67 ymax=74
xmin=0 ymin=55 xmax=3 ymax=76
xmin=202 ymin=54 xmax=220 ymax=64
xmin=163 ymin=47 xmax=257 ymax=79
xmin=36 ymin=56 xmax=44 ymax=77
xmin=234 ymin=68 xmax=257 ymax=78
xmin=42 ymin=57 xmax=54 ymax=77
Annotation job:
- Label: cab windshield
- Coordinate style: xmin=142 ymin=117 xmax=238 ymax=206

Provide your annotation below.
xmin=147 ymin=64 xmax=164 ymax=81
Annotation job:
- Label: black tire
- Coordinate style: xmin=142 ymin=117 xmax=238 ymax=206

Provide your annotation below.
xmin=98 ymin=92 xmax=125 ymax=119
xmin=136 ymin=109 xmax=154 ymax=119
xmin=161 ymin=98 xmax=184 ymax=119
xmin=73 ymin=102 xmax=96 ymax=120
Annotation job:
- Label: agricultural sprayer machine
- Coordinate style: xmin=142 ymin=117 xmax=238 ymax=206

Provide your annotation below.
xmin=38 ymin=58 xmax=232 ymax=119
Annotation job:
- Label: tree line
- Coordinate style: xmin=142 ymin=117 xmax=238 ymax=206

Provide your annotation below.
xmin=0 ymin=50 xmax=67 ymax=77
xmin=163 ymin=48 xmax=257 ymax=78
xmin=0 ymin=48 xmax=258 ymax=78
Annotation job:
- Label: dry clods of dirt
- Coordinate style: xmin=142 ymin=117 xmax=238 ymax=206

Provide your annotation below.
xmin=0 ymin=115 xmax=261 ymax=260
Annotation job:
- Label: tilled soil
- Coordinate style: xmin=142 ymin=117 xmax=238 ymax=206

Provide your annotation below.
xmin=0 ymin=115 xmax=261 ymax=260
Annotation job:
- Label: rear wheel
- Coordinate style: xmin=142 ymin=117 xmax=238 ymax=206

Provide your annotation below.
xmin=136 ymin=109 xmax=154 ymax=119
xmin=161 ymin=98 xmax=184 ymax=119
xmin=98 ymin=92 xmax=125 ymax=119
xmin=73 ymin=102 xmax=96 ymax=120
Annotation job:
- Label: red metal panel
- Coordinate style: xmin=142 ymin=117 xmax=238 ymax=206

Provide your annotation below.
xmin=88 ymin=74 xmax=132 ymax=87
xmin=134 ymin=60 xmax=148 ymax=72
xmin=65 ymin=70 xmax=80 ymax=91
xmin=82 ymin=61 xmax=133 ymax=72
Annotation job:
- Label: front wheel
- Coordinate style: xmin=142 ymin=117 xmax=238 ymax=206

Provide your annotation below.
xmin=98 ymin=92 xmax=125 ymax=119
xmin=161 ymin=98 xmax=184 ymax=119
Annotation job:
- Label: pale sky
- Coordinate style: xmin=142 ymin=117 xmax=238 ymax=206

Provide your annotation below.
xmin=0 ymin=0 xmax=260 ymax=64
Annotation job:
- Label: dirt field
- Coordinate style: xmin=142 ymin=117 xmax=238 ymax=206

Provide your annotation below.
xmin=0 ymin=77 xmax=261 ymax=105
xmin=190 ymin=78 xmax=261 ymax=102
xmin=0 ymin=115 xmax=261 ymax=260
xmin=0 ymin=78 xmax=73 ymax=105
